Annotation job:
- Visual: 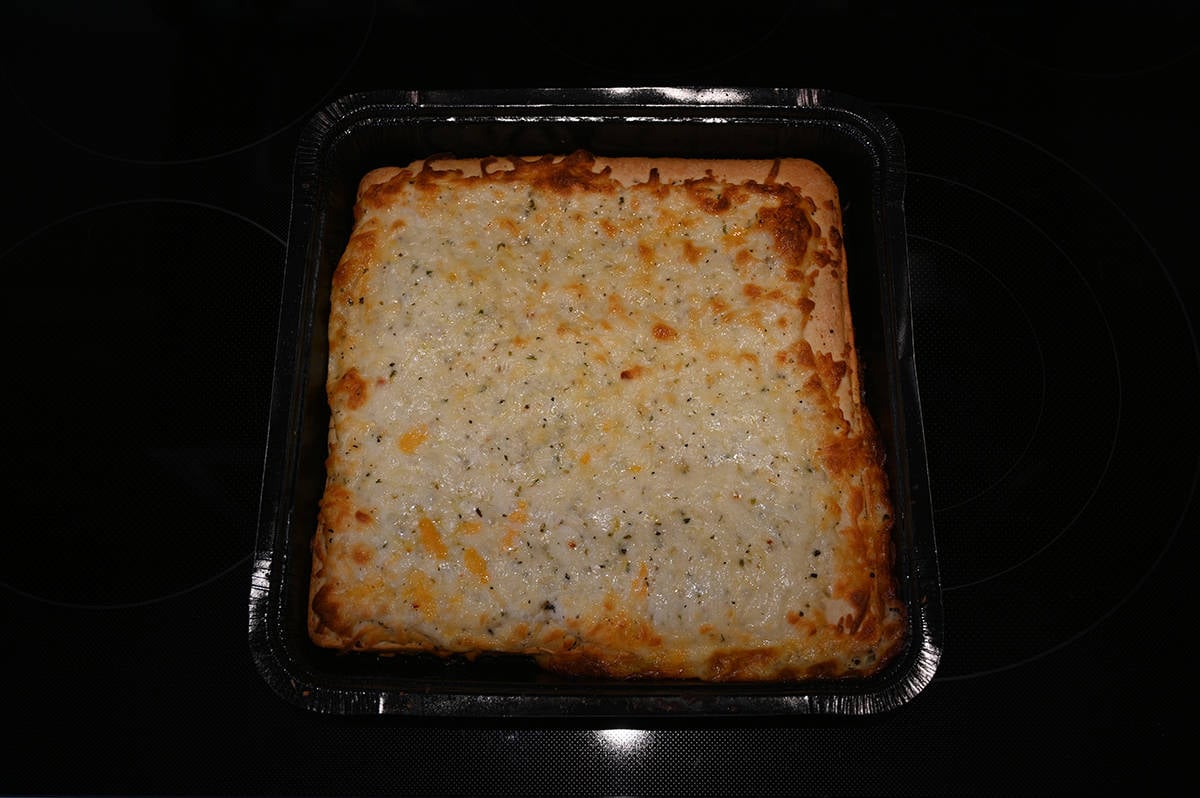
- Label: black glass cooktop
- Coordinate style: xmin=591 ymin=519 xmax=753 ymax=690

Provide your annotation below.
xmin=1 ymin=4 xmax=1194 ymax=796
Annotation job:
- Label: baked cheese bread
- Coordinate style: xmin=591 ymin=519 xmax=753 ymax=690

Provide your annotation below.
xmin=308 ymin=150 xmax=906 ymax=680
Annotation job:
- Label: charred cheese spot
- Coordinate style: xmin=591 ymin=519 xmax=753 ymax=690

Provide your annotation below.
xmin=637 ymin=241 xmax=655 ymax=265
xmin=756 ymin=203 xmax=812 ymax=268
xmin=334 ymin=368 xmax=368 ymax=410
xmin=651 ymin=322 xmax=677 ymax=341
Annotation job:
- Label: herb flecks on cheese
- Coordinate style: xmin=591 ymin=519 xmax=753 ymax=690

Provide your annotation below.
xmin=308 ymin=151 xmax=905 ymax=681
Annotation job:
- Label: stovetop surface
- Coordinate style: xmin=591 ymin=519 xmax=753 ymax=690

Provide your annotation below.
xmin=1 ymin=4 xmax=1195 ymax=796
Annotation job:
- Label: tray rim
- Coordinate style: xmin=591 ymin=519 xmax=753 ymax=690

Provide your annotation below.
xmin=250 ymin=85 xmax=943 ymax=718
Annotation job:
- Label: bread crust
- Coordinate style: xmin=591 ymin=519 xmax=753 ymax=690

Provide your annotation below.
xmin=310 ymin=150 xmax=905 ymax=680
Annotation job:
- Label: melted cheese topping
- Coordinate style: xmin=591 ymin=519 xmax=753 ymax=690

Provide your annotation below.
xmin=309 ymin=152 xmax=905 ymax=680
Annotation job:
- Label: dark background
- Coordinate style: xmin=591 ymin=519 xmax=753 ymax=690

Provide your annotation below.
xmin=1 ymin=3 xmax=1195 ymax=796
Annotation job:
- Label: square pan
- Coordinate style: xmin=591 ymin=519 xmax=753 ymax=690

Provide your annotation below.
xmin=250 ymin=87 xmax=942 ymax=717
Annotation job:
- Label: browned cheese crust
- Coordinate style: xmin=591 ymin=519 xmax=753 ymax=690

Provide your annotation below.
xmin=309 ymin=150 xmax=906 ymax=681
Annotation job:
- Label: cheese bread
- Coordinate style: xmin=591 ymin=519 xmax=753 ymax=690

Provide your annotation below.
xmin=307 ymin=151 xmax=906 ymax=680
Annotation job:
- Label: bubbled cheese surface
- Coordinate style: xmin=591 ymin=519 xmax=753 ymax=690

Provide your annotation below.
xmin=309 ymin=154 xmax=903 ymax=680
